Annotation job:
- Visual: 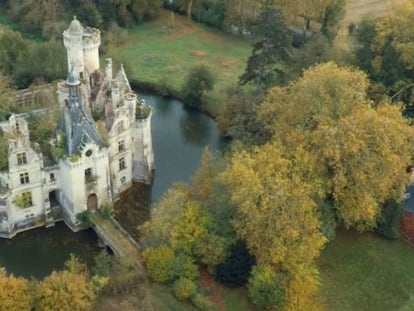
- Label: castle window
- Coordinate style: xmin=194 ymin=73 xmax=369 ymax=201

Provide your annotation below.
xmin=15 ymin=122 xmax=19 ymax=131
xmin=119 ymin=157 xmax=126 ymax=171
xmin=50 ymin=173 xmax=56 ymax=182
xmin=20 ymin=172 xmax=30 ymax=184
xmin=120 ymin=176 xmax=126 ymax=184
xmin=118 ymin=140 xmax=125 ymax=152
xmin=85 ymin=168 xmax=92 ymax=178
xmin=17 ymin=153 xmax=27 ymax=165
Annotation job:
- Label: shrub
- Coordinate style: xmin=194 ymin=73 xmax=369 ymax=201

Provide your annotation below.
xmin=248 ymin=265 xmax=285 ymax=310
xmin=76 ymin=211 xmax=92 ymax=226
xmin=142 ymin=245 xmax=175 ymax=283
xmin=92 ymin=250 xmax=114 ymax=276
xmin=172 ymin=277 xmax=197 ymax=300
xmin=192 ymin=293 xmax=217 ymax=311
xmin=173 ymin=253 xmax=199 ymax=281
xmin=375 ymin=198 xmax=404 ymax=240
xmin=100 ymin=202 xmax=113 ymax=219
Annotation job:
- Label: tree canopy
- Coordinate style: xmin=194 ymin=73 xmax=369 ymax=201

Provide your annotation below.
xmin=258 ymin=62 xmax=414 ymax=230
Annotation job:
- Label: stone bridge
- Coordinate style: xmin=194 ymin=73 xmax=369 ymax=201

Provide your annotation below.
xmin=90 ymin=213 xmax=144 ymax=268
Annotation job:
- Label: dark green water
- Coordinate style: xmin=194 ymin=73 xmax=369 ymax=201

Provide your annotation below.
xmin=0 ymin=94 xmax=224 ymax=278
xmin=0 ymin=222 xmax=101 ymax=279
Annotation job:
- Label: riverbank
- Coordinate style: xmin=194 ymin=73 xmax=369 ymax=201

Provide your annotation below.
xmin=108 ymin=8 xmax=250 ymax=117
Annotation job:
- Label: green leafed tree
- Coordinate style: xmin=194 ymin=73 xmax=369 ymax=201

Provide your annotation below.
xmin=239 ymin=7 xmax=293 ymax=91
xmin=182 ymin=64 xmax=215 ymax=107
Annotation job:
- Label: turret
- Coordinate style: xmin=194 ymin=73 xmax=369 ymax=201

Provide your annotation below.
xmin=63 ymin=16 xmax=101 ymax=80
xmin=63 ymin=16 xmax=84 ymax=80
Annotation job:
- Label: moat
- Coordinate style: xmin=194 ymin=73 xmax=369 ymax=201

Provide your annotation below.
xmin=0 ymin=93 xmax=225 ymax=278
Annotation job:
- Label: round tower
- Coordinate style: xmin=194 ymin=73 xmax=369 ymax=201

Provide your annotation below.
xmin=63 ymin=16 xmax=85 ymax=79
xmin=82 ymin=26 xmax=101 ymax=74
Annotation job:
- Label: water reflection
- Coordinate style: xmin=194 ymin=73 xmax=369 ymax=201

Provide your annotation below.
xmin=140 ymin=93 xmax=225 ymax=202
xmin=114 ymin=183 xmax=151 ymax=241
xmin=180 ymin=107 xmax=211 ymax=146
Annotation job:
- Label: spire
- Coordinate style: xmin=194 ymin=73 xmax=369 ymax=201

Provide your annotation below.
xmin=68 ymin=15 xmax=83 ymax=33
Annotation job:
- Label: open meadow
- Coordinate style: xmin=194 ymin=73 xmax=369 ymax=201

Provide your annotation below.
xmin=108 ymin=9 xmax=251 ymax=114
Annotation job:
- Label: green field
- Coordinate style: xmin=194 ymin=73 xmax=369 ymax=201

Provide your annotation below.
xmin=108 ymin=10 xmax=251 ymax=114
xmin=319 ymin=229 xmax=414 ymax=311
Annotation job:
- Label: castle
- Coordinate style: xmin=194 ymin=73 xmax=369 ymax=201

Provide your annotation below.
xmin=0 ymin=17 xmax=154 ymax=238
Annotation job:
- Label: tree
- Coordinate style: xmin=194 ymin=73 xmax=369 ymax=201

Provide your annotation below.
xmin=140 ymin=151 xmax=234 ymax=268
xmin=172 ymin=277 xmax=197 ymax=300
xmin=182 ymin=64 xmax=215 ymax=107
xmin=283 ymin=268 xmax=324 ymax=311
xmin=224 ymin=0 xmax=262 ymax=33
xmin=0 ymin=267 xmax=33 ymax=311
xmin=215 ymin=241 xmax=256 ymax=288
xmin=353 ymin=2 xmax=414 ymax=105
xmin=217 ymin=88 xmax=269 ymax=143
xmin=0 ymin=72 xmax=17 ymax=121
xmin=258 ymin=63 xmax=414 ymax=230
xmin=239 ymin=7 xmax=293 ymax=91
xmin=0 ymin=29 xmax=28 ymax=76
xmin=270 ymin=0 xmax=341 ymax=31
xmin=142 ymin=245 xmax=176 ymax=283
xmin=222 ymin=141 xmax=326 ymax=272
xmin=35 ymin=270 xmax=95 ymax=311
xmin=14 ymin=40 xmax=66 ymax=88
xmin=247 ymin=265 xmax=285 ymax=310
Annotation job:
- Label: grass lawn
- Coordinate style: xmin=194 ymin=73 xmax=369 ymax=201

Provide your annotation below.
xmin=319 ymin=229 xmax=414 ymax=311
xmin=108 ymin=9 xmax=251 ymax=115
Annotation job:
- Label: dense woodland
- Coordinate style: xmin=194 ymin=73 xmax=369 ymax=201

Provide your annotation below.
xmin=1 ymin=0 xmax=414 ymax=310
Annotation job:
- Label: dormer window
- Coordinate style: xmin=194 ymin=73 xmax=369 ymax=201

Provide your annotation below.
xmin=17 ymin=153 xmax=27 ymax=165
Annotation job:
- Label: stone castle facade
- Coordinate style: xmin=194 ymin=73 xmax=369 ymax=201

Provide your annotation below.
xmin=0 ymin=17 xmax=154 ymax=238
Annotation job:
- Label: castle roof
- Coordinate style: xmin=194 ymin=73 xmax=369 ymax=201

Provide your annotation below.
xmin=60 ymin=85 xmax=102 ymax=155
xmin=66 ymin=105 xmax=102 ymax=155
xmin=68 ymin=16 xmax=83 ymax=34
xmin=116 ymin=64 xmax=132 ymax=92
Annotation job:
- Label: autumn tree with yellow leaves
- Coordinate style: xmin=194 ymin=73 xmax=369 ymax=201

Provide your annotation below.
xmin=258 ymin=62 xmax=414 ymax=230
xmin=0 ymin=267 xmax=33 ymax=311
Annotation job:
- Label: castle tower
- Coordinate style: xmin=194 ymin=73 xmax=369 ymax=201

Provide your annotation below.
xmin=63 ymin=16 xmax=84 ymax=79
xmin=132 ymin=99 xmax=154 ymax=183
xmin=63 ymin=16 xmax=101 ymax=80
